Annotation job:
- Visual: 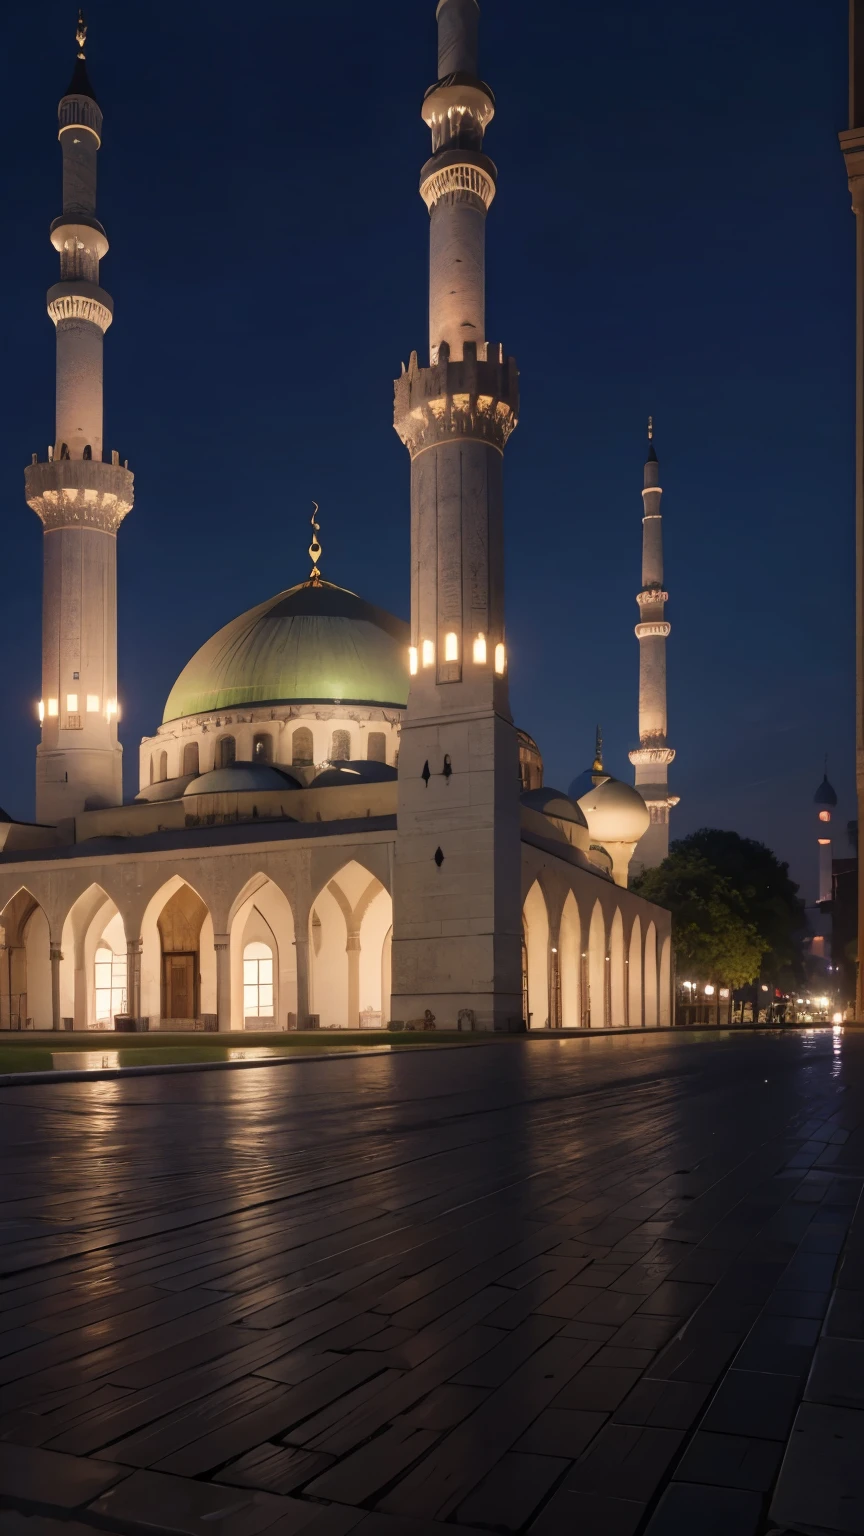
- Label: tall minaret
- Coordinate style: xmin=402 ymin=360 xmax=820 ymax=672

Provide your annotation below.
xmin=841 ymin=0 xmax=864 ymax=1017
xmin=629 ymin=420 xmax=677 ymax=872
xmin=25 ymin=14 xmax=133 ymax=826
xmin=390 ymin=0 xmax=523 ymax=1032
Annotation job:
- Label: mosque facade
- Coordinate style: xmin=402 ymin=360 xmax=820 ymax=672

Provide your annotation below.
xmin=0 ymin=2 xmax=672 ymax=1035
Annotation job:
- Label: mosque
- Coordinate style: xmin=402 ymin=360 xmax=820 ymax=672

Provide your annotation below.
xmin=0 ymin=3 xmax=673 ymax=1035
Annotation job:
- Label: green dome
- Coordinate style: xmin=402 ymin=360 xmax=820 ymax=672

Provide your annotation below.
xmin=163 ymin=580 xmax=409 ymax=723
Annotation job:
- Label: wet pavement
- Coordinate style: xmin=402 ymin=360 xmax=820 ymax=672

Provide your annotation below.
xmin=0 ymin=1028 xmax=862 ymax=1536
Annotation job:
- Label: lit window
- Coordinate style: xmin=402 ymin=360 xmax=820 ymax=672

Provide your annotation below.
xmin=409 ymin=646 xmax=418 ymax=676
xmin=105 ymin=698 xmax=117 ymax=719
xmin=495 ymin=643 xmax=506 ymax=674
xmin=37 ymin=700 xmax=45 ymax=723
xmin=422 ymin=639 xmax=435 ymax=667
xmin=818 ymin=811 xmax=831 ymax=823
xmin=47 ymin=699 xmax=58 ymax=717
xmin=818 ymin=838 xmax=831 ymax=846
xmin=66 ymin=693 xmax=78 ymax=713
xmin=94 ymin=944 xmax=127 ymax=1025
xmin=243 ymin=941 xmax=274 ymax=1020
xmin=444 ymin=632 xmax=458 ymax=662
xmin=86 ymin=694 xmax=99 ymax=713
xmin=473 ymin=633 xmax=487 ymax=664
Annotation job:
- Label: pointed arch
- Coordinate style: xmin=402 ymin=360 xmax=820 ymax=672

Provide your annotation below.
xmin=522 ymin=881 xmax=550 ymax=1030
xmin=659 ymin=935 xmax=672 ymax=1027
xmin=229 ymin=875 xmax=296 ymax=1031
xmin=0 ymin=888 xmax=51 ymax=1030
xmin=559 ymin=892 xmax=581 ymax=1030
xmin=60 ymin=883 xmax=126 ymax=1030
xmin=644 ymin=921 xmax=658 ymax=1027
xmin=609 ymin=908 xmax=625 ymax=1028
xmin=310 ymin=861 xmax=392 ymax=1028
xmin=628 ymin=916 xmax=643 ymax=1029
xmin=587 ymin=901 xmax=606 ymax=1028
xmin=140 ymin=875 xmax=213 ymax=1026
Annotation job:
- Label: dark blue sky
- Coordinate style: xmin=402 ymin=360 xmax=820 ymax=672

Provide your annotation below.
xmin=0 ymin=1 xmax=853 ymax=902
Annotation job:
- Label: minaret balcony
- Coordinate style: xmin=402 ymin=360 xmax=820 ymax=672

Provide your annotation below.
xmin=394 ymin=341 xmax=518 ymax=456
xmin=25 ymin=458 xmax=134 ymax=534
xmin=421 ymin=75 xmax=495 ymax=151
xmin=47 ymin=280 xmax=113 ymax=334
xmin=635 ymin=620 xmax=671 ymax=640
xmin=419 ymin=148 xmax=497 ymax=211
xmin=50 ymin=216 xmax=109 ymax=261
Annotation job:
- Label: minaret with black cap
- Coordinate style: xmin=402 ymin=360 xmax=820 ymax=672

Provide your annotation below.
xmin=390 ymin=0 xmax=523 ymax=1032
xmin=630 ymin=419 xmax=677 ymax=872
xmin=25 ymin=13 xmax=133 ymax=825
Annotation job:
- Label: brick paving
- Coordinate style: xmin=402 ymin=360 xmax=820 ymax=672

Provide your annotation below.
xmin=0 ymin=1029 xmax=862 ymax=1536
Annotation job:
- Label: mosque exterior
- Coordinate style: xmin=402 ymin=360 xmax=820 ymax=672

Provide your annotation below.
xmin=0 ymin=3 xmax=672 ymax=1035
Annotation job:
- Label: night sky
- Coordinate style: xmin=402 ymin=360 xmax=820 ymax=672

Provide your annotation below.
xmin=0 ymin=1 xmax=853 ymax=903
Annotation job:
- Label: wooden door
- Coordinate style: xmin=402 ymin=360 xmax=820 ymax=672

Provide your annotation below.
xmin=162 ymin=952 xmax=197 ymax=1021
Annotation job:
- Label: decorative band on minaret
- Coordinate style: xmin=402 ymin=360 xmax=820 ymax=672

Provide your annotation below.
xmin=390 ymin=0 xmax=523 ymax=1032
xmin=25 ymin=14 xmax=133 ymax=825
xmin=629 ymin=420 xmax=677 ymax=871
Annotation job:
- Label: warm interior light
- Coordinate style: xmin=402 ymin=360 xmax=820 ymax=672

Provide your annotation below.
xmin=105 ymin=698 xmax=117 ymax=719
xmin=833 ymin=1013 xmax=843 ymax=1025
xmin=409 ymin=646 xmax=418 ymax=676
xmin=66 ymin=693 xmax=78 ymax=713
xmin=818 ymin=810 xmax=831 ymax=823
xmin=47 ymin=698 xmax=58 ymax=718
xmin=37 ymin=700 xmax=45 ymax=723
xmin=473 ymin=633 xmax=487 ymax=664
xmin=704 ymin=984 xmax=715 ymax=996
xmin=817 ymin=838 xmax=830 ymax=846
xmin=86 ymin=694 xmax=99 ymax=713
xmin=719 ymin=988 xmax=730 ymax=999
xmin=422 ymin=639 xmax=434 ymax=667
xmin=494 ymin=643 xmax=506 ymax=674
xmin=444 ymin=632 xmax=458 ymax=662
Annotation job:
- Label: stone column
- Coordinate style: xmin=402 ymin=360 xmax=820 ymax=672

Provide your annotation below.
xmin=50 ymin=944 xmax=62 ymax=1032
xmin=346 ymin=930 xmax=360 ymax=1030
xmin=214 ymin=936 xmax=231 ymax=1032
xmin=126 ymin=937 xmax=142 ymax=1021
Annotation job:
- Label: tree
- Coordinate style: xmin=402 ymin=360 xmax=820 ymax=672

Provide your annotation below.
xmin=668 ymin=829 xmax=806 ymax=984
xmin=632 ymin=852 xmax=765 ymax=991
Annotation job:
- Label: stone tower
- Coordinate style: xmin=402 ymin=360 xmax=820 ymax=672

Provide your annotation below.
xmin=390 ymin=0 xmax=523 ymax=1032
xmin=629 ymin=421 xmax=677 ymax=872
xmin=25 ymin=15 xmax=133 ymax=826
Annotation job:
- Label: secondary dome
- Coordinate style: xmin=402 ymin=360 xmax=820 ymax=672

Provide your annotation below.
xmin=311 ymin=761 xmax=398 ymax=788
xmin=576 ymin=775 xmax=650 ymax=843
xmin=184 ymin=762 xmax=302 ymax=796
xmin=163 ymin=580 xmax=409 ymax=723
xmin=521 ymin=787 xmax=588 ymax=829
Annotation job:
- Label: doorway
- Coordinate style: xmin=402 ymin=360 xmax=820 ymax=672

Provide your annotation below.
xmin=162 ymin=952 xmax=197 ymax=1021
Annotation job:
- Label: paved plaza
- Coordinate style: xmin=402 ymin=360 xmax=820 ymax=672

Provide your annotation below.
xmin=0 ymin=1031 xmax=863 ymax=1536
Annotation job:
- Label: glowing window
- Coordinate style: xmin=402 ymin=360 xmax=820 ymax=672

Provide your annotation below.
xmin=495 ymin=643 xmax=506 ymax=674
xmin=47 ymin=699 xmax=58 ymax=717
xmin=409 ymin=646 xmax=418 ymax=676
xmin=243 ymin=941 xmax=274 ymax=1019
xmin=66 ymin=693 xmax=78 ymax=713
xmin=94 ymin=944 xmax=127 ymax=1025
xmin=253 ymin=733 xmax=273 ymax=763
xmin=422 ymin=639 xmax=435 ymax=667
xmin=444 ymin=632 xmax=458 ymax=662
xmin=818 ymin=811 xmax=831 ymax=823
xmin=105 ymin=698 xmax=117 ymax=719
xmin=86 ymin=694 xmax=99 ymax=713
xmin=473 ymin=634 xmax=487 ymax=664
xmin=37 ymin=700 xmax=44 ymax=723
xmin=818 ymin=838 xmax=831 ymax=846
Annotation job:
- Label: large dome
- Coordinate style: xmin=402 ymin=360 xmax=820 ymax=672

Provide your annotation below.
xmin=163 ymin=580 xmax=410 ymax=723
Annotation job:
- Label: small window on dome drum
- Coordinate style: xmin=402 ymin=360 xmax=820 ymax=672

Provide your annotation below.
xmin=292 ymin=727 xmax=313 ymax=766
xmin=331 ymin=729 xmax=351 ymax=762
xmin=182 ymin=742 xmax=199 ymax=777
xmin=367 ymin=732 xmax=386 ymax=764
xmin=253 ymin=733 xmax=273 ymax=764
xmin=216 ymin=735 xmax=236 ymax=769
xmin=158 ymin=751 xmax=168 ymax=783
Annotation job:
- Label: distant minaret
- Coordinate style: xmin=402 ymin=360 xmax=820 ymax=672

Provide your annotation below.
xmin=25 ymin=14 xmax=133 ymax=824
xmin=630 ymin=420 xmax=677 ymax=872
xmin=390 ymin=0 xmax=523 ymax=1031
xmin=814 ymin=763 xmax=838 ymax=905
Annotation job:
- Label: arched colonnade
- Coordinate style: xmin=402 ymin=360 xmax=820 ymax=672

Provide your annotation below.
xmin=0 ymin=854 xmax=393 ymax=1032
xmin=522 ymin=877 xmax=671 ymax=1030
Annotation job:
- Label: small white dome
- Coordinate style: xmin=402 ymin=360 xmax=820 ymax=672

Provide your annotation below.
xmin=576 ymin=775 xmax=650 ymax=843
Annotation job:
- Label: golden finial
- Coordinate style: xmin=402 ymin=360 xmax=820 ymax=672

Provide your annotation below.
xmin=647 ymin=415 xmax=654 ymax=441
xmin=308 ymin=503 xmax=323 ymax=585
xmin=75 ymin=9 xmax=87 ymax=58
xmin=592 ymin=725 xmax=604 ymax=778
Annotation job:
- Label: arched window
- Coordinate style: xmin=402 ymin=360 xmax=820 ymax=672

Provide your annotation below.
xmin=158 ymin=750 xmax=168 ymax=783
xmin=95 ymin=944 xmax=127 ymax=1025
xmin=331 ymin=729 xmax=351 ymax=762
xmin=216 ymin=735 xmax=236 ymax=769
xmin=292 ymin=727 xmax=313 ymax=766
xmin=367 ymin=732 xmax=386 ymax=764
xmin=182 ymin=741 xmax=199 ymax=777
xmin=253 ymin=733 xmax=273 ymax=764
xmin=243 ymin=941 xmax=274 ymax=1020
